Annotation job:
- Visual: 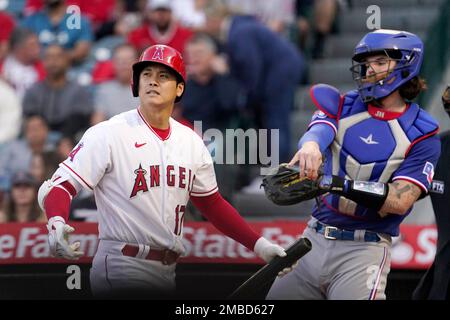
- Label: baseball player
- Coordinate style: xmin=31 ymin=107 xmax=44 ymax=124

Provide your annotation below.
xmin=38 ymin=44 xmax=292 ymax=298
xmin=266 ymin=29 xmax=441 ymax=300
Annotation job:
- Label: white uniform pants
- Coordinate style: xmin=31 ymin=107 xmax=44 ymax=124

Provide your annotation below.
xmin=90 ymin=239 xmax=177 ymax=298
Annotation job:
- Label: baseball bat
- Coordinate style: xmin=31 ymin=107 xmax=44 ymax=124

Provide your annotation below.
xmin=228 ymin=237 xmax=312 ymax=300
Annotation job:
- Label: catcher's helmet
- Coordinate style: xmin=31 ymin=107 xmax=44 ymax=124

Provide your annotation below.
xmin=131 ymin=44 xmax=186 ymax=102
xmin=350 ymin=29 xmax=424 ymax=102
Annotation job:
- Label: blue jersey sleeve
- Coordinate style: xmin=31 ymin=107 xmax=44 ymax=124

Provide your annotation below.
xmin=391 ymin=134 xmax=441 ymax=193
xmin=307 ymin=110 xmax=338 ymax=134
xmin=298 ymin=110 xmax=337 ymax=152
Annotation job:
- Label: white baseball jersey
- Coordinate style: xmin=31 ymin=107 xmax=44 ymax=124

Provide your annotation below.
xmin=60 ymin=108 xmax=217 ymax=254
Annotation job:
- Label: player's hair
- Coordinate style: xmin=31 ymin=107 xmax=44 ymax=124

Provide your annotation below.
xmin=398 ymin=76 xmax=427 ymax=101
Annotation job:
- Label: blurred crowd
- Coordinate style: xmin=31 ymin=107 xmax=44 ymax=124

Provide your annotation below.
xmin=0 ymin=0 xmax=343 ymax=223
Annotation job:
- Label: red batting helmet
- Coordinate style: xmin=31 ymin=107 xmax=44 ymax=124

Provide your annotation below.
xmin=131 ymin=44 xmax=186 ymax=102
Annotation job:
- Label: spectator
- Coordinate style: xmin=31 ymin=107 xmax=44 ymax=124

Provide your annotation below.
xmin=294 ymin=0 xmax=314 ymax=51
xmin=29 ymin=151 xmax=60 ymax=185
xmin=295 ymin=0 xmax=338 ymax=59
xmin=127 ymin=0 xmax=193 ymax=54
xmin=226 ymin=0 xmax=296 ymax=35
xmin=255 ymin=0 xmax=296 ymax=35
xmin=25 ymin=0 xmax=118 ymax=38
xmin=0 ymin=8 xmax=15 ymax=63
xmin=56 ymin=135 xmax=75 ymax=159
xmin=204 ymin=1 xmax=305 ymax=163
xmin=93 ymin=0 xmax=144 ymax=40
xmin=182 ymin=33 xmax=245 ymax=201
xmin=171 ymin=0 xmax=207 ymax=30
xmin=91 ymin=43 xmax=139 ymax=125
xmin=0 ymin=115 xmax=54 ymax=192
xmin=23 ymin=44 xmax=93 ymax=139
xmin=22 ymin=0 xmax=94 ymax=64
xmin=0 ymin=171 xmax=46 ymax=223
xmin=0 ymin=79 xmax=21 ymax=145
xmin=68 ymin=0 xmax=117 ymax=33
xmin=182 ymin=33 xmax=244 ymax=131
xmin=312 ymin=0 xmax=338 ymax=59
xmin=1 ymin=27 xmax=45 ymax=100
xmin=25 ymin=0 xmax=116 ymax=26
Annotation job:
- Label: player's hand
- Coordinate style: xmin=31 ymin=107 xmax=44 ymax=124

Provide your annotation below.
xmin=254 ymin=237 xmax=295 ymax=277
xmin=289 ymin=141 xmax=322 ymax=180
xmin=47 ymin=217 xmax=84 ymax=260
xmin=278 ymin=261 xmax=298 ymax=278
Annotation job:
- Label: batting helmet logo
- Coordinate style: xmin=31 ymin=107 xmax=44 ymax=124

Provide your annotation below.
xmin=131 ymin=45 xmax=186 ymax=101
xmin=151 ymin=46 xmax=164 ymax=61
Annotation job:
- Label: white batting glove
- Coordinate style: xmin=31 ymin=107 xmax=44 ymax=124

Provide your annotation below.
xmin=254 ymin=237 xmax=286 ymax=263
xmin=47 ymin=216 xmax=84 ymax=260
xmin=254 ymin=237 xmax=299 ymax=277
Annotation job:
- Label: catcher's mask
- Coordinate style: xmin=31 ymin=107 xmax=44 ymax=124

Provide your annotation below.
xmin=350 ymin=29 xmax=424 ymax=103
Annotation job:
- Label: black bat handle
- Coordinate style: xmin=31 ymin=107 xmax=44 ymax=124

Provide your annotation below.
xmin=268 ymin=237 xmax=312 ymax=270
xmin=228 ymin=237 xmax=312 ymax=299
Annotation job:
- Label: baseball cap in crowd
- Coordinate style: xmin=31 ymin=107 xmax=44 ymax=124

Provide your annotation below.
xmin=11 ymin=171 xmax=38 ymax=187
xmin=147 ymin=0 xmax=172 ymax=10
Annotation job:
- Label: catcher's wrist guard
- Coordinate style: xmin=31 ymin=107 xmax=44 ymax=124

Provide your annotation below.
xmin=321 ymin=175 xmax=389 ymax=211
xmin=261 ymin=164 xmax=388 ymax=211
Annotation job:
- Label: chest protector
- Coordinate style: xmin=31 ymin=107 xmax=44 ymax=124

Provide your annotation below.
xmin=310 ymin=84 xmax=439 ymax=215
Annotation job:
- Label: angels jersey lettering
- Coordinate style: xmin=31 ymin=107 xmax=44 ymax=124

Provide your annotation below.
xmin=60 ymin=109 xmax=217 ymax=254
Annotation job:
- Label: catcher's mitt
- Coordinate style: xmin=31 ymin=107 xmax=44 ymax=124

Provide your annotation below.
xmin=261 ymin=164 xmax=326 ymax=206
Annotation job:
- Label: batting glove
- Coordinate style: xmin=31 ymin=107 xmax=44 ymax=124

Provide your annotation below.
xmin=47 ymin=216 xmax=84 ymax=260
xmin=254 ymin=237 xmax=296 ymax=277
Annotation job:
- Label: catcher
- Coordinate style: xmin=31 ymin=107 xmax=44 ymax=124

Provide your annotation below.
xmin=263 ymin=29 xmax=441 ymax=300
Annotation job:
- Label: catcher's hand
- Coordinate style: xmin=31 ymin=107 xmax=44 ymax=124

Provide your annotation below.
xmin=261 ymin=164 xmax=327 ymax=206
xmin=47 ymin=216 xmax=84 ymax=260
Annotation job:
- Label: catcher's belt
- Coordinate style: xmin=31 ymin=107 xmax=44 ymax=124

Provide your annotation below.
xmin=313 ymin=221 xmax=380 ymax=242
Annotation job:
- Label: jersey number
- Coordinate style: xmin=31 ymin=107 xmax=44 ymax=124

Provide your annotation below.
xmin=174 ymin=205 xmax=186 ymax=236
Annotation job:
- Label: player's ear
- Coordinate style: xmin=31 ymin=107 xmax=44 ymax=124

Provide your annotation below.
xmin=176 ymin=82 xmax=184 ymax=99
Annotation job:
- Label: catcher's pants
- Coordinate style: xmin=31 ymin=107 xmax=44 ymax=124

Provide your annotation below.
xmin=266 ymin=218 xmax=392 ymax=300
xmin=90 ymin=239 xmax=177 ymax=298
